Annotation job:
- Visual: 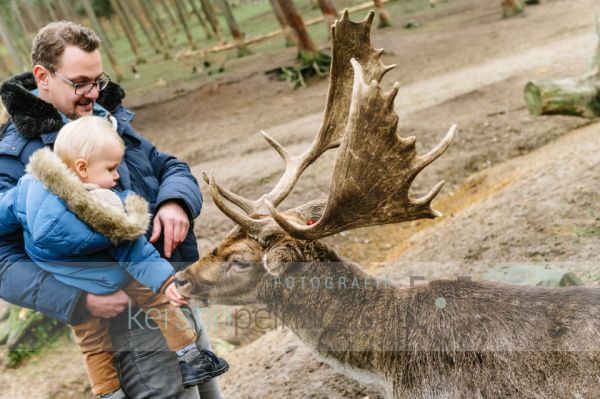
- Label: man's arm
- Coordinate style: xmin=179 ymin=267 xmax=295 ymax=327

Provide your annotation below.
xmin=137 ymin=133 xmax=203 ymax=256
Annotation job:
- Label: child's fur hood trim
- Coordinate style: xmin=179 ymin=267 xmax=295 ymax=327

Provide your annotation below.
xmin=26 ymin=148 xmax=150 ymax=243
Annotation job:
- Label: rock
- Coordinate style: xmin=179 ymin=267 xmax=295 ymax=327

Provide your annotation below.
xmin=484 ymin=264 xmax=583 ymax=287
xmin=403 ymin=20 xmax=422 ymax=29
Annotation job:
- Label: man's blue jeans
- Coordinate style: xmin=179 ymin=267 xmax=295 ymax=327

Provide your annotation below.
xmin=110 ymin=306 xmax=224 ymax=399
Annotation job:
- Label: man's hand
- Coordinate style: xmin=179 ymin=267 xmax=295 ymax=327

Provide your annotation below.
xmin=85 ymin=290 xmax=131 ymax=318
xmin=149 ymin=201 xmax=190 ymax=258
xmin=164 ymin=283 xmax=189 ymax=307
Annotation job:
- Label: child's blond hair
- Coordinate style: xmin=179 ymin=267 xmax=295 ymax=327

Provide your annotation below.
xmin=54 ymin=116 xmax=125 ymax=166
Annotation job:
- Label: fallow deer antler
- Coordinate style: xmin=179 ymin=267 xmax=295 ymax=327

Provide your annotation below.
xmin=265 ymin=59 xmax=456 ymax=240
xmin=206 ymin=11 xmax=393 ymax=236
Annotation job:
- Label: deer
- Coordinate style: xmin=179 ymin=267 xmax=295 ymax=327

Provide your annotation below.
xmin=175 ymin=11 xmax=600 ymax=399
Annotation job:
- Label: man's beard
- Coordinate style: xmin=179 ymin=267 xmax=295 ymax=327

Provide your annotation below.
xmin=66 ymin=111 xmax=79 ymax=120
xmin=66 ymin=98 xmax=94 ymax=120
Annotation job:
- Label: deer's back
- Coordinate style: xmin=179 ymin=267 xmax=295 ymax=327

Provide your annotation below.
xmin=390 ymin=280 xmax=600 ymax=398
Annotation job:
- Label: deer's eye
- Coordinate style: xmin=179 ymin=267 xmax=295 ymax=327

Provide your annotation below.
xmin=231 ymin=259 xmax=252 ymax=271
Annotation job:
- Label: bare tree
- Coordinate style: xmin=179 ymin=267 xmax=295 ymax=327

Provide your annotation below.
xmin=316 ymin=0 xmax=338 ymax=28
xmin=277 ymin=0 xmax=320 ymax=58
xmin=172 ymin=0 xmax=197 ymax=49
xmin=268 ymin=0 xmax=296 ymax=47
xmin=213 ymin=0 xmax=251 ymax=56
xmin=160 ymin=0 xmax=180 ymax=30
xmin=0 ymin=51 xmax=13 ymax=76
xmin=0 ymin=10 xmax=27 ymax=71
xmin=187 ymin=0 xmax=214 ymax=40
xmin=40 ymin=0 xmax=59 ymax=21
xmin=11 ymin=0 xmax=31 ymax=39
xmin=109 ymin=0 xmax=146 ymax=64
xmin=26 ymin=0 xmax=51 ymax=26
xmin=373 ymin=0 xmax=391 ymax=28
xmin=57 ymin=0 xmax=79 ymax=22
xmin=120 ymin=0 xmax=163 ymax=54
xmin=198 ymin=0 xmax=225 ymax=44
xmin=81 ymin=0 xmax=124 ymax=81
xmin=139 ymin=0 xmax=172 ymax=49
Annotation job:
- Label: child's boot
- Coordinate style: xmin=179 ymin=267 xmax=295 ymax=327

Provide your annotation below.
xmin=177 ymin=344 xmax=229 ymax=388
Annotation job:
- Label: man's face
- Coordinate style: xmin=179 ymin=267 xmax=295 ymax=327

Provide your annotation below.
xmin=35 ymin=46 xmax=103 ymax=119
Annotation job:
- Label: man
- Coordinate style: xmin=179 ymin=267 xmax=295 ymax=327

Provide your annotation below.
xmin=0 ymin=21 xmax=222 ymax=399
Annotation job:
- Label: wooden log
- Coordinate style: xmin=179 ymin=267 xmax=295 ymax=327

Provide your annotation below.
xmin=524 ymin=73 xmax=600 ymax=118
xmin=0 ymin=305 xmax=66 ymax=367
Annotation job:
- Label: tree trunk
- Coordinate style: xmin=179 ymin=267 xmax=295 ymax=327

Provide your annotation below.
xmin=593 ymin=15 xmax=600 ymax=70
xmin=19 ymin=11 xmax=38 ymax=34
xmin=109 ymin=0 xmax=146 ymax=64
xmin=81 ymin=0 xmax=124 ymax=81
xmin=140 ymin=0 xmax=172 ymax=49
xmin=116 ymin=0 xmax=142 ymax=48
xmin=11 ymin=1 xmax=31 ymax=37
xmin=268 ymin=0 xmax=296 ymax=47
xmin=131 ymin=0 xmax=169 ymax=54
xmin=277 ymin=0 xmax=319 ymax=57
xmin=105 ymin=15 xmax=122 ymax=41
xmin=0 ymin=12 xmax=27 ymax=71
xmin=58 ymin=0 xmax=79 ymax=22
xmin=9 ymin=1 xmax=35 ymax=70
xmin=501 ymin=0 xmax=524 ymax=18
xmin=524 ymin=73 xmax=600 ymax=118
xmin=0 ymin=52 xmax=13 ymax=76
xmin=316 ymin=0 xmax=338 ymax=28
xmin=198 ymin=0 xmax=225 ymax=44
xmin=120 ymin=0 xmax=163 ymax=54
xmin=373 ymin=0 xmax=391 ymax=28
xmin=213 ymin=0 xmax=251 ymax=56
xmin=161 ymin=0 xmax=180 ymax=31
xmin=188 ymin=0 xmax=213 ymax=39
xmin=52 ymin=0 xmax=68 ymax=20
xmin=20 ymin=0 xmax=44 ymax=30
xmin=40 ymin=0 xmax=59 ymax=22
xmin=172 ymin=0 xmax=197 ymax=49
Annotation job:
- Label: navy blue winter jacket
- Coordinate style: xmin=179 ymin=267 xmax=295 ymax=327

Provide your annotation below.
xmin=0 ymin=73 xmax=202 ymax=325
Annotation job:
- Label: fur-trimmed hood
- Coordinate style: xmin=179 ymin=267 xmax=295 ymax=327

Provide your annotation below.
xmin=26 ymin=147 xmax=149 ymax=243
xmin=0 ymin=72 xmax=125 ymax=138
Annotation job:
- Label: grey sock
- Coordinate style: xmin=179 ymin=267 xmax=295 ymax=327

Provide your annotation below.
xmin=177 ymin=344 xmax=201 ymax=363
xmin=98 ymin=388 xmax=126 ymax=399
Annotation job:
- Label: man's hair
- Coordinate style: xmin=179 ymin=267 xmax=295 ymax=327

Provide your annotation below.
xmin=31 ymin=21 xmax=101 ymax=71
xmin=54 ymin=116 xmax=124 ymax=167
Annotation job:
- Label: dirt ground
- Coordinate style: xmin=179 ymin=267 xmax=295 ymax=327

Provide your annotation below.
xmin=2 ymin=0 xmax=600 ymax=397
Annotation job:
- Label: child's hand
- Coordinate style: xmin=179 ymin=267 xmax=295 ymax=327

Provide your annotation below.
xmin=165 ymin=282 xmax=189 ymax=307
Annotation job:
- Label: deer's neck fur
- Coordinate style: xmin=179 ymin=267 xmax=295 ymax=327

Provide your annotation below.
xmin=259 ymin=240 xmax=406 ymax=392
xmin=257 ymin=240 xmax=600 ymax=398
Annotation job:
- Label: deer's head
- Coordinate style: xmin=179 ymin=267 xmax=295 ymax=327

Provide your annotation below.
xmin=176 ymin=11 xmax=455 ymax=306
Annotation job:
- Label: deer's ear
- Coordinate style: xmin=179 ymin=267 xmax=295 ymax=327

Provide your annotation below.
xmin=262 ymin=240 xmax=302 ymax=277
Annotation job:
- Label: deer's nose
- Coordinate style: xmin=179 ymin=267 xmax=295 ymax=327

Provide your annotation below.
xmin=174 ymin=276 xmax=188 ymax=287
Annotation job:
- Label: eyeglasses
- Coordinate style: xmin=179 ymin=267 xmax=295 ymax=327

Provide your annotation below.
xmin=53 ymin=70 xmax=111 ymax=95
